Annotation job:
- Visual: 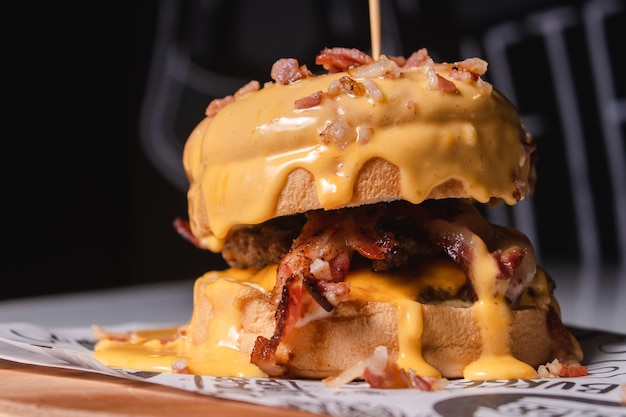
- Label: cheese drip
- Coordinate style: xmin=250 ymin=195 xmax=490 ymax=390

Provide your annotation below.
xmin=95 ymin=264 xmax=451 ymax=378
xmin=93 ymin=267 xmax=276 ymax=378
xmin=183 ymin=63 xmax=532 ymax=251
xmin=462 ymin=231 xmax=538 ymax=380
xmin=93 ymin=258 xmax=550 ymax=380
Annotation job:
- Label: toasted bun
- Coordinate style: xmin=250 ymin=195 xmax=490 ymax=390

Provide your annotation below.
xmin=240 ymin=301 xmax=553 ymax=380
xmin=275 ymin=158 xmax=475 ymax=220
xmin=187 ymin=270 xmax=554 ymax=379
xmin=183 ymin=54 xmax=536 ymax=251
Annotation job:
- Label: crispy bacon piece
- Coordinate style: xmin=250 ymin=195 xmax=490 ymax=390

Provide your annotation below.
xmin=171 ymin=359 xmax=190 ymax=374
xmin=449 ymin=57 xmax=488 ymax=78
xmin=332 ymin=76 xmax=368 ymax=96
xmin=205 ymin=95 xmax=235 ymax=117
xmin=173 ymin=217 xmax=202 ymax=248
xmin=491 ymin=225 xmax=537 ymax=302
xmin=234 ymin=80 xmax=261 ymax=97
xmin=390 ymin=200 xmax=536 ymax=303
xmin=319 ymin=118 xmax=356 ymax=150
xmin=323 ymin=346 xmax=449 ymax=390
xmin=294 ymin=90 xmax=324 ymax=109
xmin=426 ymin=68 xmax=457 ymax=93
xmin=316 ymin=47 xmax=374 ymax=73
xmin=546 ymin=305 xmax=588 ymax=375
xmin=274 ymin=205 xmax=397 ymax=293
xmin=251 ymin=276 xmax=303 ymax=377
xmin=538 ymin=358 xmax=588 ymax=378
xmin=496 ymin=246 xmax=526 ymax=283
xmin=348 ymin=55 xmax=401 ymax=79
xmin=205 ymin=80 xmax=260 ymax=117
xmin=250 ymin=200 xmax=547 ymax=377
xmin=271 ymin=58 xmax=312 ymax=85
xmin=556 ymin=363 xmax=589 ymax=378
xmin=251 ymin=206 xmax=398 ymax=376
xmin=401 ymin=48 xmax=433 ymax=70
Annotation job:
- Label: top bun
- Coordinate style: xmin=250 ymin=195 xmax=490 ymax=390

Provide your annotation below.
xmin=183 ymin=50 xmax=536 ymax=251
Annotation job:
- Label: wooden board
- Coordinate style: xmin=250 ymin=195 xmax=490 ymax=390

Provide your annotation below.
xmin=0 ymin=359 xmax=329 ymax=417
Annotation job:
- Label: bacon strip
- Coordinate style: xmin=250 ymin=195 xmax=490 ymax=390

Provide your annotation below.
xmin=294 ymin=90 xmax=324 ymax=109
xmin=315 ymin=47 xmax=374 ymax=73
xmin=251 ymin=206 xmax=397 ymax=376
xmin=250 ymin=200 xmax=545 ymax=376
xmin=173 ymin=217 xmax=202 ymax=248
xmin=546 ymin=306 xmax=587 ymax=374
xmin=323 ymin=346 xmax=448 ymax=390
xmin=401 ymin=48 xmax=433 ymax=70
xmin=389 ymin=201 xmax=536 ymax=303
xmin=270 ymin=58 xmax=312 ymax=85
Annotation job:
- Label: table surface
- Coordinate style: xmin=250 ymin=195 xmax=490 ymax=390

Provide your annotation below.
xmin=0 ymin=359 xmax=327 ymax=417
xmin=1 ymin=269 xmax=624 ymax=416
xmin=0 ymin=281 xmax=330 ymax=417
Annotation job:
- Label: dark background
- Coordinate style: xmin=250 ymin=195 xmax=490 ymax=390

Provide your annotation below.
xmin=5 ymin=0 xmax=623 ymax=300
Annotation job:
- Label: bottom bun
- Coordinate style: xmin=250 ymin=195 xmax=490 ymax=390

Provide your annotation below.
xmin=188 ymin=273 xmax=554 ymax=380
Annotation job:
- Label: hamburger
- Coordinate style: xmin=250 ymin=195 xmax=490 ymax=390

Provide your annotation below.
xmin=94 ymin=47 xmax=587 ymax=387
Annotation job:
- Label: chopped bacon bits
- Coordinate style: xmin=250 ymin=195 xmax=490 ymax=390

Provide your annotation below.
xmin=537 ymin=359 xmax=588 ymax=378
xmin=320 ymin=119 xmax=356 ymax=150
xmin=448 ymin=67 xmax=476 ymax=83
xmin=348 ymin=55 xmax=400 ymax=79
xmin=356 ymin=126 xmax=373 ymax=145
xmin=401 ymin=48 xmax=433 ymax=70
xmin=205 ymin=47 xmax=496 ymax=118
xmin=271 ymin=58 xmax=312 ymax=85
xmin=512 ymin=177 xmax=528 ymax=201
xmin=204 ymin=46 xmax=498 ymax=121
xmin=173 ymin=217 xmax=203 ymax=248
xmin=205 ymin=80 xmax=260 ymax=117
xmin=327 ymin=76 xmax=364 ymax=97
xmin=521 ymin=140 xmax=537 ymax=167
xmin=315 ymin=47 xmax=374 ymax=73
xmin=171 ymin=358 xmax=190 ymax=374
xmin=234 ymin=80 xmax=260 ymax=98
xmin=426 ymin=68 xmax=457 ymax=93
xmin=205 ymin=95 xmax=235 ymax=117
xmin=338 ymin=76 xmax=367 ymax=96
xmin=323 ymin=346 xmax=449 ymax=390
xmin=454 ymin=57 xmax=488 ymax=77
xmin=496 ymin=246 xmax=526 ymax=281
xmin=294 ymin=90 xmax=324 ymax=110
xmin=361 ymin=79 xmax=383 ymax=101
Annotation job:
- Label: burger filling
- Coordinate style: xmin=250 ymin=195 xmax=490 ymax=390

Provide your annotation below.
xmin=207 ymin=198 xmax=583 ymax=379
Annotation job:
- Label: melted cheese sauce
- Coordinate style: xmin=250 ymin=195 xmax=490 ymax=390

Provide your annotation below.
xmin=94 ymin=262 xmax=457 ymax=378
xmin=461 ymin=232 xmax=538 ymax=380
xmin=94 ymin=267 xmax=277 ymax=378
xmin=93 ymin=257 xmax=547 ymax=381
xmin=183 ymin=61 xmax=531 ymax=251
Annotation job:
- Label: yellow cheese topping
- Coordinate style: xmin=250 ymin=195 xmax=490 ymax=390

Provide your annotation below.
xmin=94 ymin=267 xmax=276 ymax=378
xmin=462 ymin=231 xmax=537 ymax=380
xmin=94 ymin=262 xmax=456 ymax=378
xmin=183 ymin=62 xmax=532 ymax=251
xmin=93 ymin=256 xmax=546 ymax=381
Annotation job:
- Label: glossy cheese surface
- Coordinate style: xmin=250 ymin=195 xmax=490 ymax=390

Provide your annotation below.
xmin=93 ymin=258 xmax=550 ymax=381
xmin=183 ymin=63 xmax=532 ymax=249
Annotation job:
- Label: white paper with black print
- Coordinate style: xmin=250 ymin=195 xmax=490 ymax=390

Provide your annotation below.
xmin=0 ymin=322 xmax=624 ymax=417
